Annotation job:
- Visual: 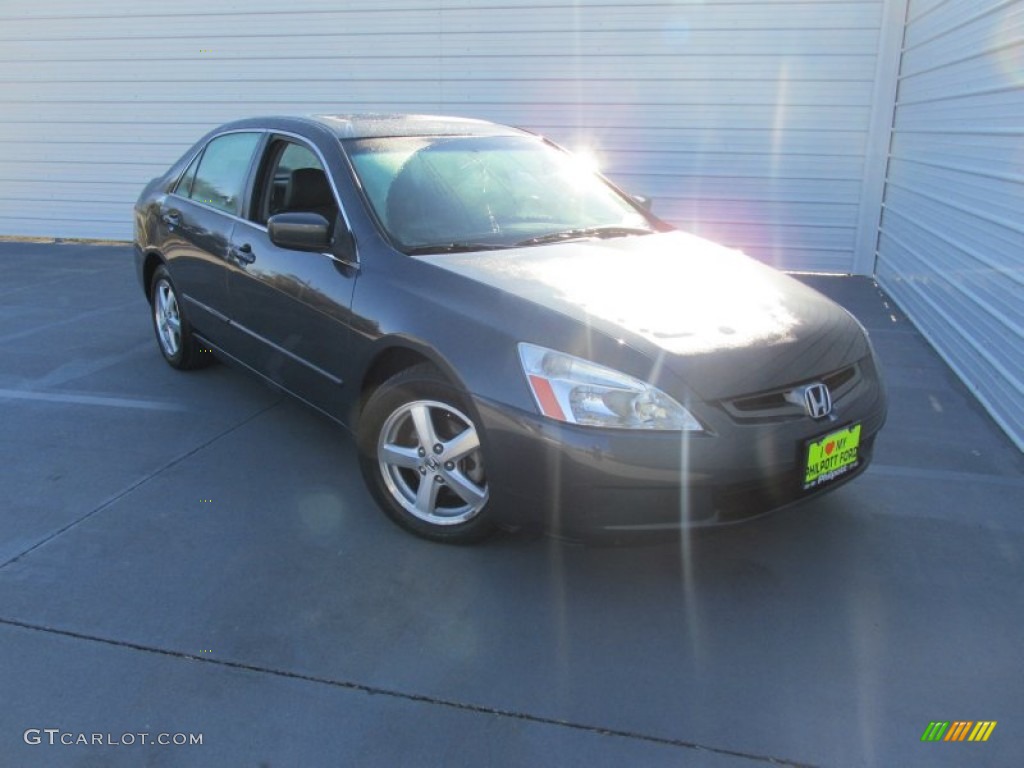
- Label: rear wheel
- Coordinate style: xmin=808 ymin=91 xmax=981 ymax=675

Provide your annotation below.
xmin=150 ymin=265 xmax=210 ymax=370
xmin=358 ymin=365 xmax=494 ymax=543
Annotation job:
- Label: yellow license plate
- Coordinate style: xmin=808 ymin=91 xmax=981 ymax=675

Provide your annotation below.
xmin=803 ymin=423 xmax=861 ymax=490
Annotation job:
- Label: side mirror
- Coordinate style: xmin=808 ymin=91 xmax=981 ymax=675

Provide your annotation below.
xmin=632 ymin=195 xmax=653 ymax=212
xmin=268 ymin=212 xmax=331 ymax=252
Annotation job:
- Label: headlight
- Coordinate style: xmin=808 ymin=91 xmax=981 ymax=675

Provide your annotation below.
xmin=518 ymin=343 xmax=703 ymax=431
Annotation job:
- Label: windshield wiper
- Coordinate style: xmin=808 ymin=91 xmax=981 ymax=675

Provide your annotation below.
xmin=404 ymin=242 xmax=517 ymax=255
xmin=515 ymin=226 xmax=655 ymax=247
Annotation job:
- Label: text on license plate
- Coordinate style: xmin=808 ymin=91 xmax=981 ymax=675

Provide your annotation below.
xmin=804 ymin=423 xmax=861 ymax=490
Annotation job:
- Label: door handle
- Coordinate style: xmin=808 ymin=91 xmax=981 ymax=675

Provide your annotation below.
xmin=161 ymin=211 xmax=181 ymax=227
xmin=231 ymin=243 xmax=255 ymax=265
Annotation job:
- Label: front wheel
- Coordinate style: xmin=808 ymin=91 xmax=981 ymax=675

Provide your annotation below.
xmin=358 ymin=365 xmax=494 ymax=543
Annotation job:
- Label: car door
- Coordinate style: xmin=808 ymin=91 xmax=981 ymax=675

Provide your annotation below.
xmin=225 ymin=136 xmax=358 ymax=417
xmin=158 ymin=131 xmax=263 ymax=346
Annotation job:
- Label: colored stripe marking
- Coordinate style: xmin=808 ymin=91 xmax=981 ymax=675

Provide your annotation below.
xmin=969 ymin=721 xmax=997 ymax=742
xmin=947 ymin=721 xmax=972 ymax=741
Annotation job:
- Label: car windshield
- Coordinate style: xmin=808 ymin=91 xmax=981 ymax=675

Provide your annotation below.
xmin=344 ymin=134 xmax=656 ymax=253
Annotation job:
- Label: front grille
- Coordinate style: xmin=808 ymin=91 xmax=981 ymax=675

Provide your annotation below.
xmin=721 ymin=362 xmax=862 ymax=424
xmin=823 ymin=365 xmax=856 ymax=392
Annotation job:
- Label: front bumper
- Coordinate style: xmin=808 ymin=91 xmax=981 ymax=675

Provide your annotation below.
xmin=475 ymin=370 xmax=886 ymax=538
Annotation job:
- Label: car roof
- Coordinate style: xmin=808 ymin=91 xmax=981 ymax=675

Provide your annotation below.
xmin=215 ymin=114 xmax=530 ymax=140
xmin=314 ymin=114 xmax=529 ymax=139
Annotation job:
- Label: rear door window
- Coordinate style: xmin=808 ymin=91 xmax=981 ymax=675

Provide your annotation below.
xmin=186 ymin=132 xmax=261 ymax=216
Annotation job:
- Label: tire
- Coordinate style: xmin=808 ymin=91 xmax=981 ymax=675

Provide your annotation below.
xmin=149 ymin=265 xmax=211 ymax=370
xmin=358 ymin=365 xmax=494 ymax=543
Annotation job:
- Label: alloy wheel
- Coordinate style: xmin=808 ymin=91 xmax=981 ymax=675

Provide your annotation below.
xmin=154 ymin=279 xmax=182 ymax=358
xmin=376 ymin=399 xmax=488 ymax=525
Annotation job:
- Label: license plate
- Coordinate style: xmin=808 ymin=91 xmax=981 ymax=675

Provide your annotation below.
xmin=803 ymin=423 xmax=861 ymax=491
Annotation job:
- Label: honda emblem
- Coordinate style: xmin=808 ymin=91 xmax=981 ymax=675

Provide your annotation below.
xmin=802 ymin=383 xmax=832 ymax=419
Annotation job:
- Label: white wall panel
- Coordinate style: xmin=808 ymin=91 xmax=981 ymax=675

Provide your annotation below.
xmin=876 ymin=0 xmax=1024 ymax=450
xmin=0 ymin=0 xmax=888 ymax=272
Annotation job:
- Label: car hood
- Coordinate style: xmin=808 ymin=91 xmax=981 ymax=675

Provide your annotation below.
xmin=420 ymin=231 xmax=868 ymax=399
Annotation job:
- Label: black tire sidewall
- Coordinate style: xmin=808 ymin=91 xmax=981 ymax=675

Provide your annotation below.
xmin=358 ymin=367 xmax=494 ymax=543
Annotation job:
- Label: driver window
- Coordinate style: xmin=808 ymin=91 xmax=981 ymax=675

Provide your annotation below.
xmin=260 ymin=141 xmax=338 ymax=227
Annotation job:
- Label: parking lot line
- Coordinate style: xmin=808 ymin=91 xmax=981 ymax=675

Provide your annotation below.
xmin=0 ymin=387 xmax=186 ymax=411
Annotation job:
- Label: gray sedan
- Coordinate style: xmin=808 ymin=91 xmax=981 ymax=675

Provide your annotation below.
xmin=134 ymin=114 xmax=887 ymax=543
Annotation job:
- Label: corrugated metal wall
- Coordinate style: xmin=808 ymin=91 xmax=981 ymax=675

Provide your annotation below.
xmin=0 ymin=0 xmax=888 ymax=272
xmin=875 ymin=0 xmax=1024 ymax=450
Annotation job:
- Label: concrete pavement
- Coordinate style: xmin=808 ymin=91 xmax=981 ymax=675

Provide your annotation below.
xmin=0 ymin=242 xmax=1021 ymax=767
